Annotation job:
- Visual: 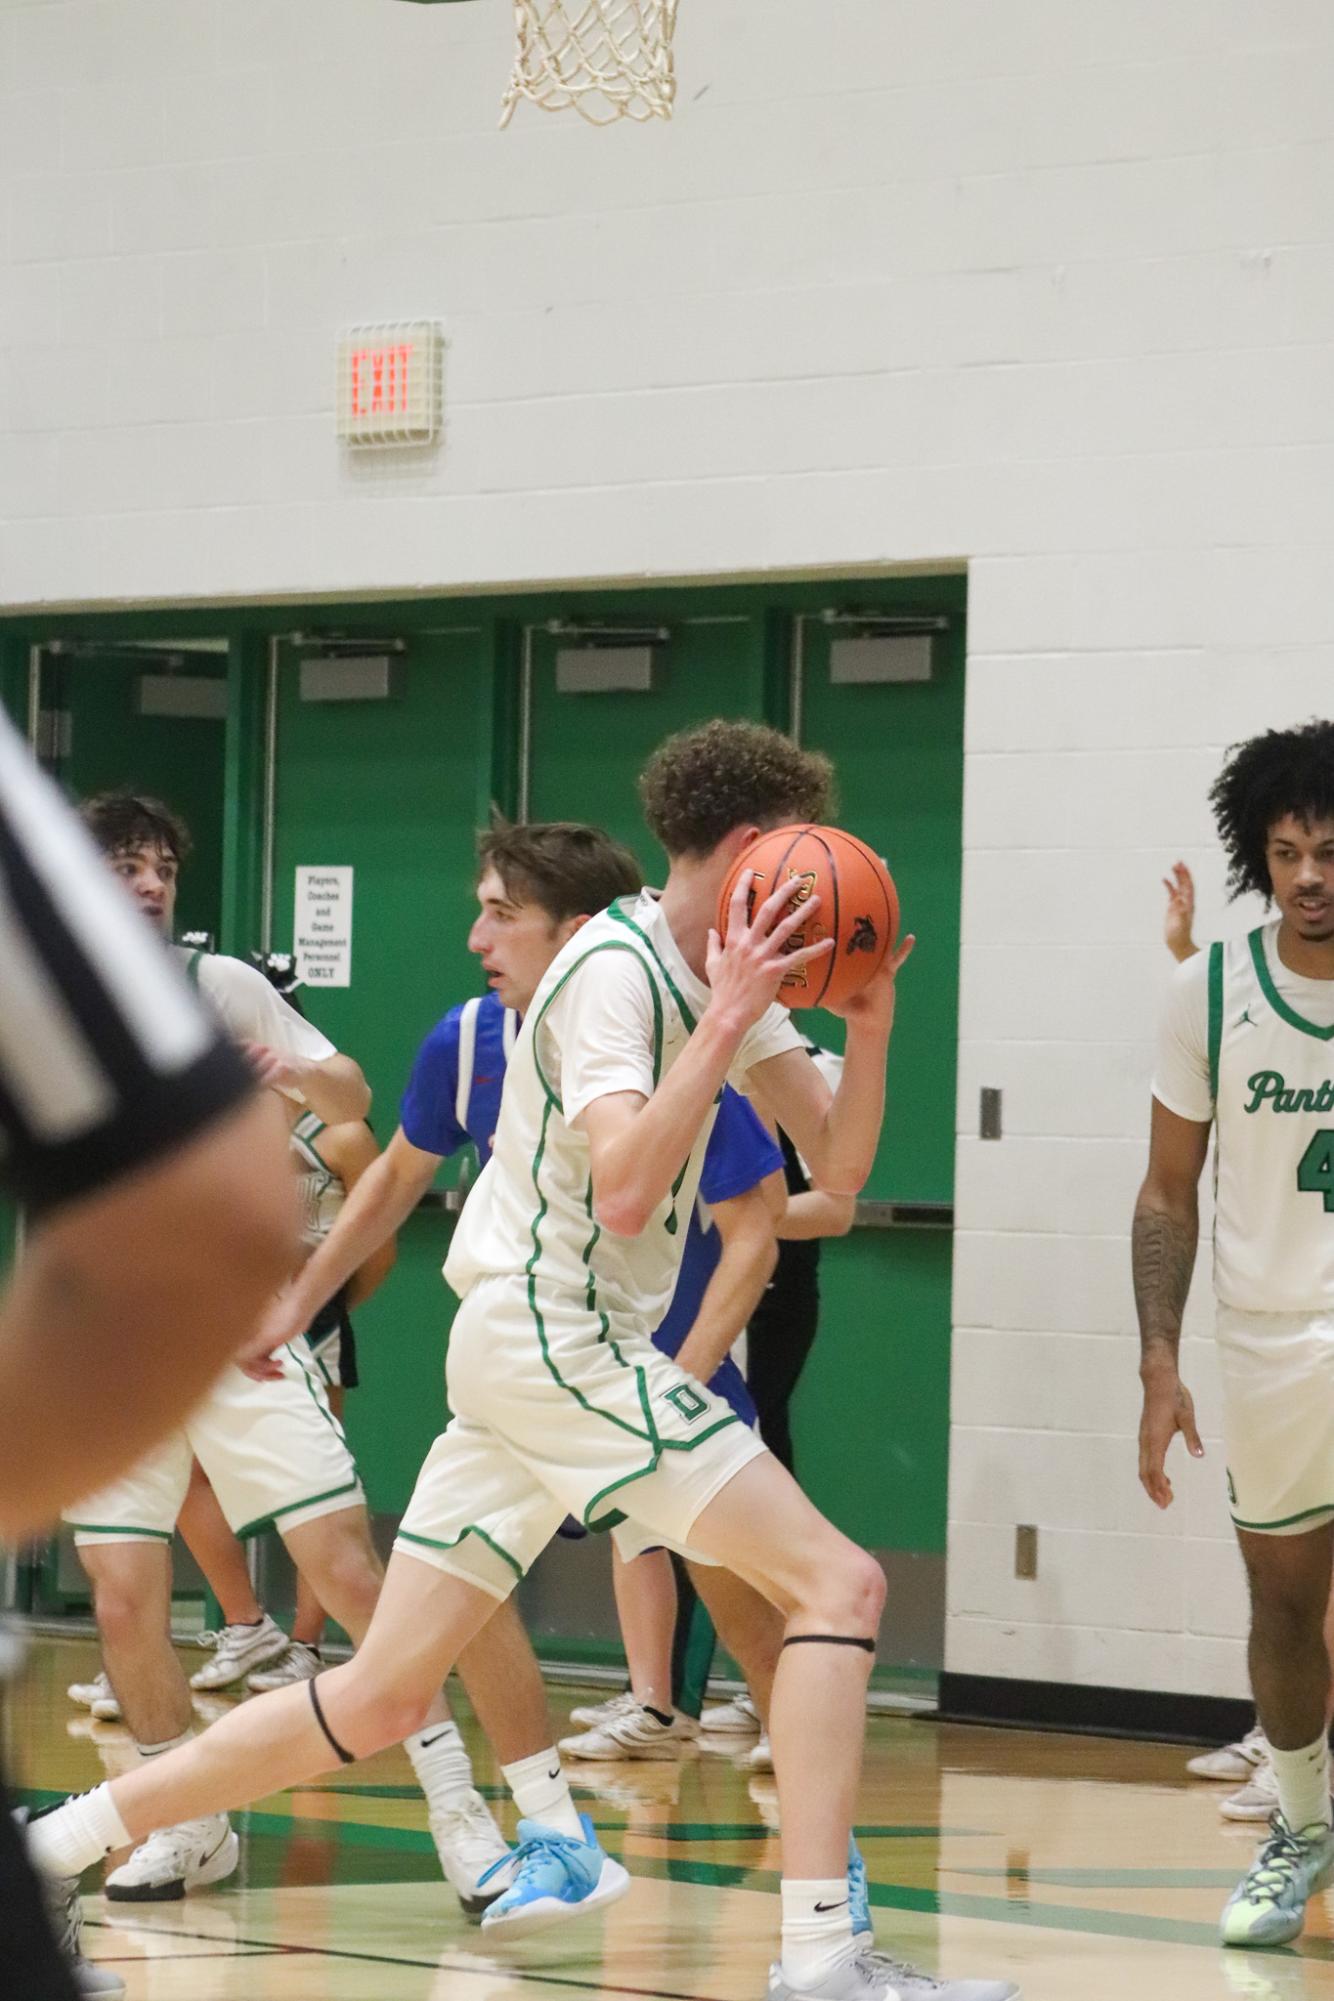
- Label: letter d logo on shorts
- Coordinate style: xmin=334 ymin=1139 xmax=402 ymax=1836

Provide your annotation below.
xmin=664 ymin=1383 xmax=708 ymax=1424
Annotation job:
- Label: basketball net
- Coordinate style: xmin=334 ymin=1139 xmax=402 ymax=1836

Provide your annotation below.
xmin=501 ymin=0 xmax=679 ymax=126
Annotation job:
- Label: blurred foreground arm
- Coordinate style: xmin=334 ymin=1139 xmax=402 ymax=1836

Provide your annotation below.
xmin=0 ymin=715 xmax=299 ymax=1538
xmin=0 ymin=1093 xmax=296 ymax=1540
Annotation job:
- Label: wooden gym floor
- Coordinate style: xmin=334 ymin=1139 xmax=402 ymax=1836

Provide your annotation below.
xmin=8 ymin=1635 xmax=1334 ymax=2001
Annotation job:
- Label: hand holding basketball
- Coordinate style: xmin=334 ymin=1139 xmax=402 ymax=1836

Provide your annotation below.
xmin=715 ymin=824 xmax=902 ymax=1013
xmin=830 ymin=927 xmax=916 ymax=1033
xmin=705 ymin=868 xmax=835 ymax=1027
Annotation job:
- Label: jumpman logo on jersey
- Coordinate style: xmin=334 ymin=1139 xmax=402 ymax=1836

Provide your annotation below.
xmin=1235 ymin=1007 xmax=1257 ymax=1029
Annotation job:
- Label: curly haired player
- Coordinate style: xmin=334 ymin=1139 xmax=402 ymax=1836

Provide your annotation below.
xmin=1134 ymin=719 xmax=1334 ymax=1949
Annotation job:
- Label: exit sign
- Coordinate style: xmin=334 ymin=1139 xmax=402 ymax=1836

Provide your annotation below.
xmin=336 ymin=320 xmax=444 ymax=446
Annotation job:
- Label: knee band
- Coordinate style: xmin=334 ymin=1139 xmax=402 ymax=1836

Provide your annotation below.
xmin=308 ymin=1675 xmax=355 ymax=1765
xmin=782 ymin=1633 xmax=876 ymax=1653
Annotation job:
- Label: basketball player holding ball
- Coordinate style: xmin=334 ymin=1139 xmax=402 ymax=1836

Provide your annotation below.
xmin=29 ymin=721 xmax=1016 ymax=2001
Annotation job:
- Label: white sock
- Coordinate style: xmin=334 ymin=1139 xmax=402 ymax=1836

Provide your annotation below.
xmin=27 ymin=1785 xmax=132 ymax=1878
xmin=502 ymin=1748 xmax=583 ymax=1840
xmin=1270 ymin=1735 xmax=1332 ymax=1832
xmin=404 ymin=1720 xmax=477 ymax=1817
xmin=780 ymin=1877 xmax=855 ymax=1983
xmin=134 ymin=1728 xmax=193 ymax=1760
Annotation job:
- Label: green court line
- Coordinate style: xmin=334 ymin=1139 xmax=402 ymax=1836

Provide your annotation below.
xmin=953 ymin=1865 xmax=1241 ymax=1890
xmin=288 ymin=1796 xmax=987 ymax=1844
xmin=28 ymin=1788 xmax=1331 ymax=1965
xmin=609 ymin=1823 xmax=990 ymax=1844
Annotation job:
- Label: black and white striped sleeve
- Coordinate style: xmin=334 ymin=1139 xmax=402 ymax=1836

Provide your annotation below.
xmin=0 ymin=714 xmax=255 ymax=1217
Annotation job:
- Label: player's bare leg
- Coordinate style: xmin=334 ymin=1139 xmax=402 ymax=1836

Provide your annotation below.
xmin=76 ymin=1539 xmax=240 ymax=1900
xmin=78 ymin=1544 xmax=191 ymax=1747
xmin=31 ymin=1549 xmax=630 ymax=1935
xmin=688 ymin=1559 xmax=784 ymax=1727
xmin=612 ymin=1543 xmax=677 ymax=1714
xmin=176 ymin=1465 xmax=263 ymax=1627
xmin=1221 ymin=1522 xmax=1334 ymax=1948
xmin=1239 ymin=1523 xmax=1333 ymax=1767
xmin=455 ymin=1596 xmax=563 ymax=1765
xmin=281 ymin=1507 xmax=519 ymax=1909
xmin=686 ymin=1455 xmax=882 ymax=1882
xmin=558 ymin=1545 xmax=694 ymax=1761
xmin=290 ymin=1387 xmax=348 ymax=1649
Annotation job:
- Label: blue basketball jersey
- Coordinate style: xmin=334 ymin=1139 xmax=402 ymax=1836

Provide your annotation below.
xmin=400 ymin=991 xmax=518 ymax=1160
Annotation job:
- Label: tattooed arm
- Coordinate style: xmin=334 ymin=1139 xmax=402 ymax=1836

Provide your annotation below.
xmin=1134 ymin=1097 xmax=1212 ymax=1508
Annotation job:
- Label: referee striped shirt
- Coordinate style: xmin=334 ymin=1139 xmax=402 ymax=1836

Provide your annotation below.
xmin=0 ymin=712 xmax=253 ymax=1215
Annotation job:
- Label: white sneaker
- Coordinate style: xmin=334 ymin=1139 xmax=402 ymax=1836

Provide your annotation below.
xmin=568 ymin=1689 xmax=636 ymax=1729
xmin=105 ymin=1815 xmax=239 ymax=1901
xmin=1188 ymin=1724 xmax=1267 ymax=1782
xmin=429 ymin=1788 xmax=515 ymax=1918
xmin=188 ymin=1615 xmax=288 ymax=1690
xmin=68 ymin=1672 xmax=120 ymax=1722
xmin=34 ymin=1857 xmax=127 ymax=1997
xmin=245 ymin=1641 xmax=322 ymax=1692
xmin=701 ymin=1692 xmax=762 ymax=1736
xmin=1221 ymin=1756 xmax=1281 ymax=1823
xmin=767 ymin=1941 xmax=1019 ymax=2001
xmin=560 ymin=1705 xmax=694 ymax=1761
xmin=748 ymin=1733 xmax=775 ymax=1773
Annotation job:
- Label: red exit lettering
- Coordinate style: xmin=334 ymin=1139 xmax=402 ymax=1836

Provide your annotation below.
xmin=349 ymin=343 xmax=414 ymax=418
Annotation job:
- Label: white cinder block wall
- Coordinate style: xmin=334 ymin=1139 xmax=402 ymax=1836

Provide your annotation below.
xmin=5 ymin=0 xmax=1334 ymax=1696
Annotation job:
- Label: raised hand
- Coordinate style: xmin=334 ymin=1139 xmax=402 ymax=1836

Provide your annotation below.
xmin=1162 ymin=861 xmax=1198 ymax=964
xmin=705 ymin=869 xmax=834 ymax=1028
xmin=828 ymin=931 xmax=916 ymax=1033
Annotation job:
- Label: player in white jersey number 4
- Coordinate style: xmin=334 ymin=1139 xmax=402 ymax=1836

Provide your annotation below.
xmin=29 ymin=725 xmax=1017 ymax=2001
xmin=1135 ymin=720 xmax=1334 ymax=1950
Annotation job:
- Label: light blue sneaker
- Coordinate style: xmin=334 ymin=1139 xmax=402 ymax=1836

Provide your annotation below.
xmin=479 ymin=1812 xmax=630 ymax=1938
xmin=1221 ymin=1810 xmax=1334 ymax=1947
xmin=849 ymin=1834 xmax=872 ymax=1940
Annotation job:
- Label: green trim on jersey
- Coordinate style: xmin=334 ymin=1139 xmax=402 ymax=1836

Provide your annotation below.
xmin=607 ymin=900 xmax=699 ymax=1033
xmin=292 ymin=1109 xmax=335 ymax=1176
xmin=396 ymin=1524 xmax=524 ymax=1582
xmin=66 ymin=1523 xmax=173 ymax=1542
xmin=520 ymin=984 xmax=752 ymax=1528
xmin=1207 ymin=941 xmax=1224 ymax=1104
xmin=235 ymin=1478 xmax=362 ymax=1540
xmin=1248 ymin=927 xmax=1334 ymax=1042
xmin=582 ymin=1412 xmax=745 ymax=1532
xmin=524 ymin=1098 xmax=656 ymax=1448
xmin=1231 ymin=1498 xmax=1334 ymax=1533
xmin=290 ymin=1341 xmax=352 ymax=1446
xmin=530 ymin=940 xmax=666 ymax=1108
xmin=185 ymin=949 xmax=205 ymax=988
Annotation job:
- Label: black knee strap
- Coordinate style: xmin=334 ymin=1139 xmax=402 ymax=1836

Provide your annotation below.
xmin=308 ymin=1675 xmax=355 ymax=1765
xmin=783 ymin=1633 xmax=876 ymax=1653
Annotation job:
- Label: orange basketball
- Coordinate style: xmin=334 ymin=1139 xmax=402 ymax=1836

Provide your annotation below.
xmin=716 ymin=823 xmax=899 ymax=1011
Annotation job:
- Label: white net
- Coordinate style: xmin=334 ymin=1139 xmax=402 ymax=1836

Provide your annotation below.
xmin=501 ymin=0 xmax=679 ymax=126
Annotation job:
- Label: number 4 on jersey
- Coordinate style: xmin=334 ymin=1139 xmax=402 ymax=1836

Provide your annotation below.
xmin=1297 ymin=1130 xmax=1334 ymax=1211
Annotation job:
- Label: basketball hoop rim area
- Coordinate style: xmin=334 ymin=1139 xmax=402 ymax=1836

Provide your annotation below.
xmin=392 ymin=0 xmax=680 ymax=127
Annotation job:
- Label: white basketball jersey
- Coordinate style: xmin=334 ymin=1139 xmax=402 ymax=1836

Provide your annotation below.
xmin=1211 ymin=923 xmax=1334 ymax=1313
xmin=290 ymin=1111 xmax=345 ymax=1248
xmin=443 ymin=890 xmax=801 ymax=1330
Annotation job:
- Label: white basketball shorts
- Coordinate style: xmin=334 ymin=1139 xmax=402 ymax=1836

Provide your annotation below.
xmin=1218 ymin=1303 xmax=1334 ymax=1537
xmin=394 ymin=1274 xmax=768 ymax=1599
xmin=65 ymin=1339 xmax=363 ymax=1547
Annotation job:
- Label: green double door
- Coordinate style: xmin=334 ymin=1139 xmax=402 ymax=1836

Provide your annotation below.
xmin=523 ymin=590 xmax=962 ymax=1645
xmin=268 ymin=628 xmax=495 ymax=1514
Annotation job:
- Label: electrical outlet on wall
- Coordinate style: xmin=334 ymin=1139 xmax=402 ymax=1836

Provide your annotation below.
xmin=1015 ymin=1525 xmax=1038 ymax=1579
